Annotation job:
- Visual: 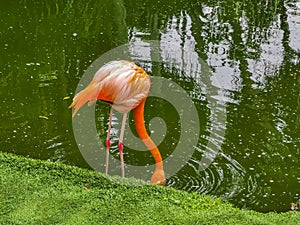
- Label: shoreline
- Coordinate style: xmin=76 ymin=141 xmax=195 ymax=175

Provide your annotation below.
xmin=0 ymin=151 xmax=299 ymax=224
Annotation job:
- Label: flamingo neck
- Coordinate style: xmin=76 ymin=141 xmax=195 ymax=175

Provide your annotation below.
xmin=133 ymin=98 xmax=163 ymax=170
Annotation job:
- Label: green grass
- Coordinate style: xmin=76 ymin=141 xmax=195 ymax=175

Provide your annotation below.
xmin=0 ymin=152 xmax=299 ymax=225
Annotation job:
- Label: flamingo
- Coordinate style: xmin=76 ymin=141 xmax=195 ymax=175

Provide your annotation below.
xmin=69 ymin=60 xmax=165 ymax=185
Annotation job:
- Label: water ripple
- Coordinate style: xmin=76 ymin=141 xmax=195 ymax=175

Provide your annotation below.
xmin=167 ymin=149 xmax=248 ymax=202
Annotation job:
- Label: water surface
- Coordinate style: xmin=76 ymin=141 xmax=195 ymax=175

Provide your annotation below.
xmin=1 ymin=0 xmax=300 ymax=212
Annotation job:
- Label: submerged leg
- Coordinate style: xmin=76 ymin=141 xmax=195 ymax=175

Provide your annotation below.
xmin=118 ymin=112 xmax=127 ymax=177
xmin=105 ymin=107 xmax=113 ymax=175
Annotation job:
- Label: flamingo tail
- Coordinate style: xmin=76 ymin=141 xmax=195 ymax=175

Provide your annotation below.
xmin=68 ymin=82 xmax=100 ymax=117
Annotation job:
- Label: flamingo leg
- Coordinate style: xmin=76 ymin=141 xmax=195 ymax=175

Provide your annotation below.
xmin=105 ymin=107 xmax=113 ymax=175
xmin=118 ymin=112 xmax=127 ymax=177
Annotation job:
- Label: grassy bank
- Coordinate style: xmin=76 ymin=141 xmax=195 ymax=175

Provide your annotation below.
xmin=0 ymin=152 xmax=299 ymax=225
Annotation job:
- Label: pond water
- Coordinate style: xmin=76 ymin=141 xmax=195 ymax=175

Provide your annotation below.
xmin=1 ymin=0 xmax=300 ymax=213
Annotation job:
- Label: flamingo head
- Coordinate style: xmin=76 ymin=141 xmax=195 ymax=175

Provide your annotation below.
xmin=150 ymin=168 xmax=166 ymax=186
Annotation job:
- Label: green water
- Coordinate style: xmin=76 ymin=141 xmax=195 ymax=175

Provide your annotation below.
xmin=1 ymin=0 xmax=300 ymax=212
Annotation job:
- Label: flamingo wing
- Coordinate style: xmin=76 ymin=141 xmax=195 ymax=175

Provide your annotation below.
xmin=69 ymin=60 xmax=150 ymax=116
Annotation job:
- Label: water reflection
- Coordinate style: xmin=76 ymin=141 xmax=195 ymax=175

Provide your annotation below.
xmin=287 ymin=2 xmax=300 ymax=52
xmin=121 ymin=0 xmax=300 ymax=212
xmin=1 ymin=0 xmax=300 ymax=213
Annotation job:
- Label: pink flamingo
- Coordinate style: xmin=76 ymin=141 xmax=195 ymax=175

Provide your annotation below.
xmin=69 ymin=60 xmax=165 ymax=185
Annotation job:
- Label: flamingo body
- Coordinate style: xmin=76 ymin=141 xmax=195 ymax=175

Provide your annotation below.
xmin=69 ymin=60 xmax=150 ymax=115
xmin=69 ymin=60 xmax=165 ymax=185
